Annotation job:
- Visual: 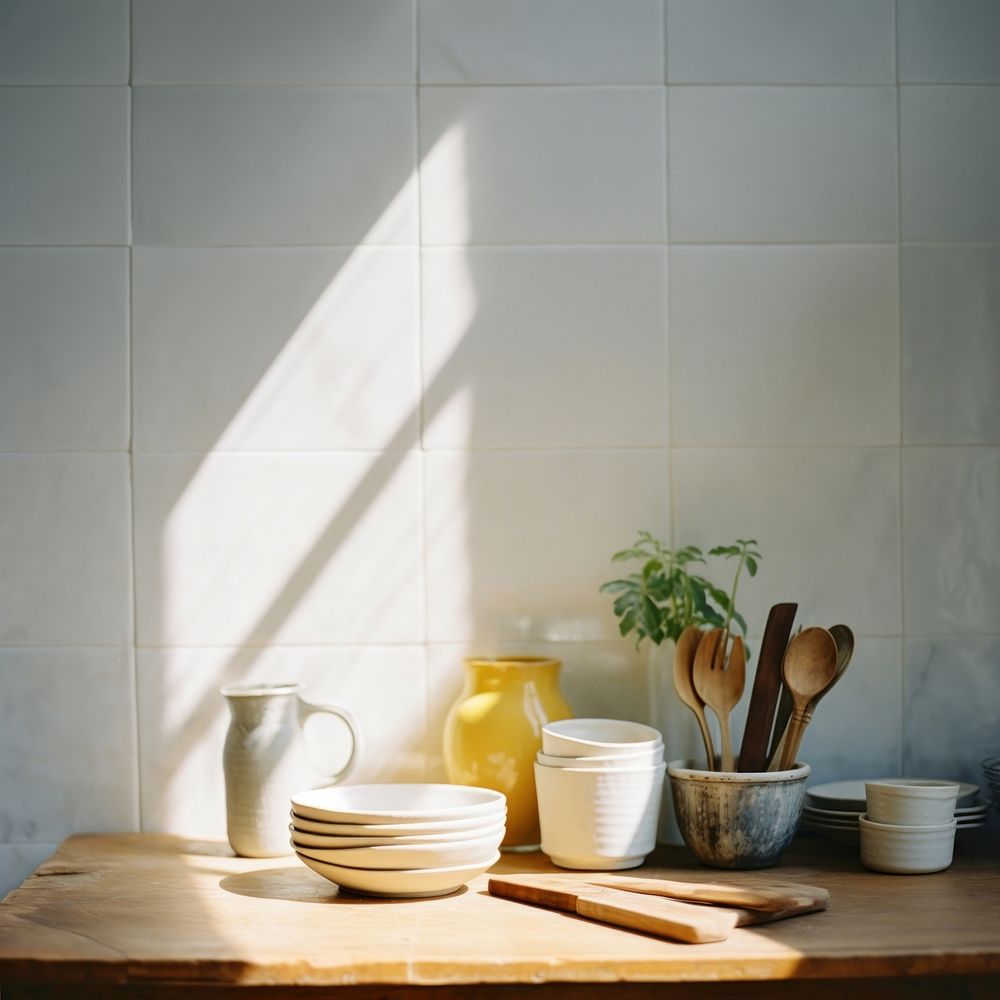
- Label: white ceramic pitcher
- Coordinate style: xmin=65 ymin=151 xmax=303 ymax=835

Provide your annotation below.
xmin=221 ymin=682 xmax=361 ymax=858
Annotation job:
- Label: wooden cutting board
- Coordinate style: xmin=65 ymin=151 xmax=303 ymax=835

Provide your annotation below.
xmin=488 ymin=874 xmax=829 ymax=945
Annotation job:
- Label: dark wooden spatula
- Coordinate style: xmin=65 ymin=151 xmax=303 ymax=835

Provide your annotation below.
xmin=737 ymin=602 xmax=797 ymax=772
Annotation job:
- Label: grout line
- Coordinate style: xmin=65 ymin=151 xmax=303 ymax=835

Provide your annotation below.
xmin=894 ymin=0 xmax=907 ymax=778
xmin=4 ymin=240 xmax=999 ymax=251
xmin=7 ymin=81 xmax=997 ymax=90
xmin=413 ymin=0 xmax=435 ymax=780
xmin=1 ymin=633 xmax=996 ymax=654
xmin=3 ymin=443 xmax=999 ymax=459
xmin=663 ymin=20 xmax=676 ymax=556
xmin=126 ymin=0 xmax=144 ymax=834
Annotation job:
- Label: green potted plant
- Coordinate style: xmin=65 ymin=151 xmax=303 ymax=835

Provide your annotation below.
xmin=600 ymin=533 xmax=761 ymax=649
xmin=600 ymin=533 xmax=761 ymax=843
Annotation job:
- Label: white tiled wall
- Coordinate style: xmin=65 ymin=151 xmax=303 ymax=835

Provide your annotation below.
xmin=2 ymin=0 xmax=998 ymax=894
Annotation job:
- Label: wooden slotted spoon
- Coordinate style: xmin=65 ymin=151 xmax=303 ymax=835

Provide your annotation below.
xmin=672 ymin=625 xmax=716 ymax=771
xmin=692 ymin=629 xmax=746 ymax=771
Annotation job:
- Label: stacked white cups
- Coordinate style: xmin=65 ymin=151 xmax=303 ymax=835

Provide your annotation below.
xmin=859 ymin=779 xmax=960 ymax=874
xmin=534 ymin=719 xmax=665 ymax=870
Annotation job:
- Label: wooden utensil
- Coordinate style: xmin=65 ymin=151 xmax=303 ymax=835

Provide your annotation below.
xmin=737 ymin=603 xmax=798 ymax=772
xmin=673 ymin=625 xmax=716 ymax=771
xmin=592 ymin=874 xmax=829 ymax=918
xmin=772 ymin=627 xmax=839 ymax=771
xmin=768 ymin=624 xmax=855 ymax=771
xmin=488 ymin=875 xmax=829 ymax=944
xmin=692 ymin=629 xmax=745 ymax=771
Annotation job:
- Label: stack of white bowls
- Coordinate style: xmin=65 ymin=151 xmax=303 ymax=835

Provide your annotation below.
xmin=289 ymin=784 xmax=505 ymax=897
xmin=534 ymin=718 xmax=665 ymax=870
xmin=859 ymin=780 xmax=960 ymax=874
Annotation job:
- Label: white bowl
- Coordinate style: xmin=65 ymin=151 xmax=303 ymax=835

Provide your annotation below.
xmin=291 ymin=783 xmax=506 ymax=824
xmin=536 ymin=745 xmax=664 ymax=769
xmin=289 ymin=820 xmax=505 ymax=849
xmin=295 ymin=849 xmax=500 ymax=898
xmin=541 ymin=718 xmax=662 ymax=758
xmin=865 ymin=779 xmax=960 ymax=827
xmin=534 ymin=760 xmax=665 ymax=870
xmin=292 ymin=831 xmax=502 ymax=870
xmin=858 ymin=814 xmax=957 ymax=874
xmin=290 ymin=809 xmax=505 ymax=837
xmin=808 ymin=778 xmax=980 ymax=811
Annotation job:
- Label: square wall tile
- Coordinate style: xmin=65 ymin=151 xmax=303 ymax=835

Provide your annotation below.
xmin=0 ymin=0 xmax=128 ymax=83
xmin=669 ymin=87 xmax=897 ymax=243
xmin=0 ymin=455 xmax=132 ymax=645
xmin=425 ymin=641 xmax=649 ymax=779
xmin=134 ymin=452 xmax=424 ymax=646
xmin=901 ymin=87 xmax=1000 ymax=242
xmin=904 ymin=637 xmax=1000 ymax=784
xmin=133 ymin=87 xmax=416 ymax=246
xmin=667 ymin=0 xmax=894 ymax=84
xmin=138 ymin=646 xmax=426 ymax=837
xmin=0 ymin=88 xmax=128 ymax=245
xmin=903 ymin=448 xmax=1000 ymax=634
xmin=0 ymin=647 xmax=137 ymax=842
xmin=424 ymin=449 xmax=670 ymax=644
xmin=420 ymin=87 xmax=666 ymax=245
xmin=899 ymin=0 xmax=1000 ymax=83
xmin=672 ymin=448 xmax=901 ymax=636
xmin=133 ymin=248 xmax=419 ymax=452
xmin=0 ymin=249 xmax=128 ymax=451
xmin=902 ymin=245 xmax=1000 ymax=445
xmin=422 ymin=248 xmax=668 ymax=449
xmin=133 ymin=0 xmax=413 ymax=84
xmin=0 ymin=844 xmax=56 ymax=900
xmin=670 ymin=246 xmax=899 ymax=446
xmin=419 ymin=0 xmax=663 ymax=83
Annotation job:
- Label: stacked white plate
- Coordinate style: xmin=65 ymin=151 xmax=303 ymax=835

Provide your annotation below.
xmin=290 ymin=783 xmax=505 ymax=898
xmin=801 ymin=778 xmax=990 ymax=845
xmin=982 ymin=757 xmax=1000 ymax=812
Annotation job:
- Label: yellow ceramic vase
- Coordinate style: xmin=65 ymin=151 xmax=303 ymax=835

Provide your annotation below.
xmin=443 ymin=656 xmax=573 ymax=850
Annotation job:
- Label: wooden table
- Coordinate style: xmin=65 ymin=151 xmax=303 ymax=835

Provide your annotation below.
xmin=1 ymin=832 xmax=999 ymax=998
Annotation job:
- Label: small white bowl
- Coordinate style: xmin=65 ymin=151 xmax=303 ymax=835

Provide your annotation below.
xmin=536 ymin=745 xmax=664 ymax=769
xmin=865 ymin=779 xmax=960 ymax=827
xmin=858 ymin=813 xmax=957 ymax=874
xmin=295 ymin=850 xmax=500 ymax=898
xmin=291 ymin=783 xmax=505 ymax=824
xmin=534 ymin=760 xmax=665 ymax=869
xmin=541 ymin=718 xmax=662 ymax=758
xmin=289 ymin=820 xmax=505 ymax=849
xmin=292 ymin=831 xmax=502 ymax=870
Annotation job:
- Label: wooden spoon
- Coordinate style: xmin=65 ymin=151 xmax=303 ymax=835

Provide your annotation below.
xmin=769 ymin=624 xmax=855 ymax=770
xmin=693 ymin=629 xmax=745 ymax=771
xmin=673 ymin=625 xmax=716 ymax=771
xmin=774 ymin=627 xmax=838 ymax=771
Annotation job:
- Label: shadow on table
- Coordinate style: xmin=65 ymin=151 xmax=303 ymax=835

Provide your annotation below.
xmin=219 ymin=869 xmax=468 ymax=905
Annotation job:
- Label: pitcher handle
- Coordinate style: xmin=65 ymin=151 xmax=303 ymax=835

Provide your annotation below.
xmin=297 ymin=698 xmax=362 ymax=785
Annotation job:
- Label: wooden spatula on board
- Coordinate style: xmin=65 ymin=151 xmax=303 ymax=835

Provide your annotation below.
xmin=591 ymin=874 xmax=829 ymax=919
xmin=488 ymin=875 xmax=828 ymax=945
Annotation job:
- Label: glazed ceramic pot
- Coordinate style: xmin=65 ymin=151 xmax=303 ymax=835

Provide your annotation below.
xmin=443 ymin=657 xmax=573 ymax=851
xmin=668 ymin=759 xmax=809 ymax=869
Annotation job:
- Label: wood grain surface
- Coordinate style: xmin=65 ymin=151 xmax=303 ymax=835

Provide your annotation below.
xmin=1 ymin=832 xmax=999 ymax=996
